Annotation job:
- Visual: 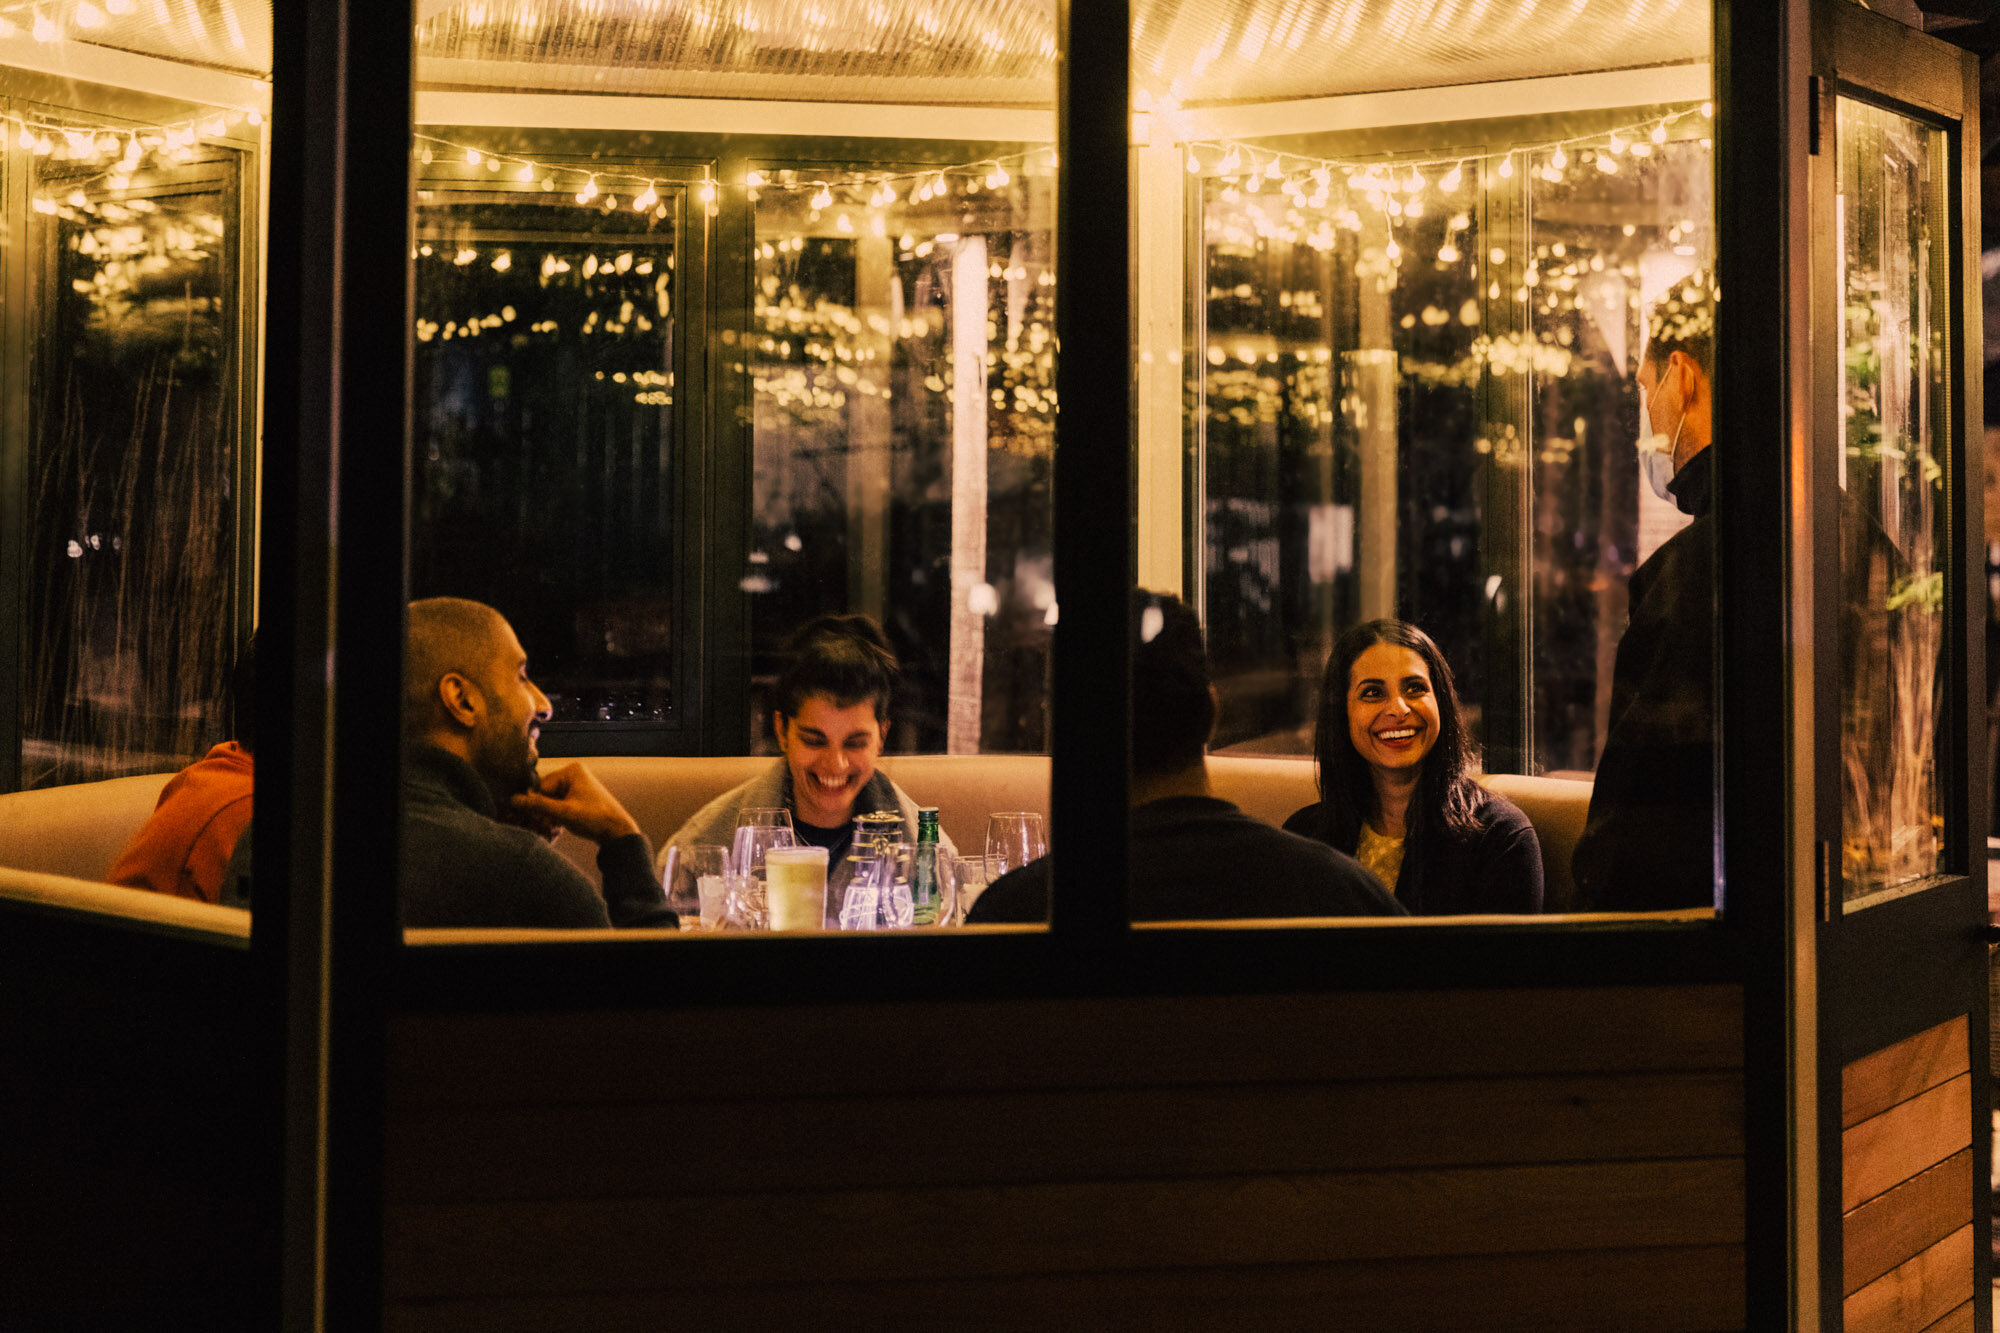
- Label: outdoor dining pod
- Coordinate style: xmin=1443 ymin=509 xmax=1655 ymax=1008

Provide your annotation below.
xmin=0 ymin=0 xmax=1994 ymax=1327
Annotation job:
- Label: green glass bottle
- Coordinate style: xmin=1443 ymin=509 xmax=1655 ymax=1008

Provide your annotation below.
xmin=911 ymin=807 xmax=941 ymax=926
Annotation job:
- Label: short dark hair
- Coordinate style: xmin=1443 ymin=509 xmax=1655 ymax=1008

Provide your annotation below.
xmin=1313 ymin=618 xmax=1483 ymax=843
xmin=228 ymin=632 xmax=257 ymax=754
xmin=1642 ymin=268 xmax=1717 ymax=380
xmin=774 ymin=614 xmax=900 ymax=720
xmin=1132 ymin=590 xmax=1215 ymax=778
xmin=404 ymin=597 xmax=508 ymax=735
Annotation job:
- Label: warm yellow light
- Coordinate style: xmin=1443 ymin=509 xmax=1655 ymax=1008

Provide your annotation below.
xmin=465 ymin=148 xmax=483 ymax=165
xmin=1496 ymin=157 xmax=1514 ymax=179
xmin=1650 ymin=123 xmax=1668 ymax=144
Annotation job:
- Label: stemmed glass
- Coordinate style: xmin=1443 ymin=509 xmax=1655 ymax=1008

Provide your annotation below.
xmin=659 ymin=842 xmax=728 ymax=924
xmin=736 ymin=808 xmax=794 ymax=834
xmin=730 ymin=822 xmax=799 ymax=929
xmin=985 ymin=812 xmax=1046 ymax=878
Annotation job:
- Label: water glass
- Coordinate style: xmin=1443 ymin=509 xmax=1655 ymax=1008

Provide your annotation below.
xmin=722 ymin=873 xmax=767 ymax=930
xmin=985 ymin=812 xmax=1047 ymax=877
xmin=944 ymin=851 xmax=997 ymax=925
xmin=695 ymin=873 xmax=734 ymax=931
xmin=730 ymin=821 xmax=799 ymax=877
xmin=735 ymin=807 xmax=794 ymax=832
xmin=661 ymin=842 xmax=728 ymax=920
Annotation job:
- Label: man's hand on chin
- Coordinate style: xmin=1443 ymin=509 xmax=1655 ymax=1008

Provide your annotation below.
xmin=495 ymin=797 xmax=565 ymax=845
xmin=508 ymin=762 xmax=643 ymax=845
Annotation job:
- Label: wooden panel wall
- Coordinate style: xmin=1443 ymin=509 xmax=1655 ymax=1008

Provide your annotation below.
xmin=384 ymin=983 xmax=1745 ymax=1330
xmin=1841 ymin=1014 xmax=1975 ymax=1333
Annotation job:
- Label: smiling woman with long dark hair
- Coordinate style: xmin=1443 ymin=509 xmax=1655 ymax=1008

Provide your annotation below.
xmin=1283 ymin=618 xmax=1543 ymax=915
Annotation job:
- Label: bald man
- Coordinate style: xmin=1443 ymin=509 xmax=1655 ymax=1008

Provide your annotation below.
xmin=401 ymin=597 xmax=674 ymax=929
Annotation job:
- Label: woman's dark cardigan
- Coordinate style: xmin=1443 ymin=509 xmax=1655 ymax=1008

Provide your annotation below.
xmin=1282 ymin=788 xmax=1544 ymax=915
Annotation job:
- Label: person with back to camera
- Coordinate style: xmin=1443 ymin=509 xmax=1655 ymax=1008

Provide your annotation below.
xmin=1283 ymin=618 xmax=1543 ymax=915
xmin=967 ymin=591 xmax=1403 ymax=924
xmin=663 ymin=614 xmax=955 ymax=922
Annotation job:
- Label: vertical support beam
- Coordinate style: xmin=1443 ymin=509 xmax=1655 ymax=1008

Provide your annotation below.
xmin=948 ymin=237 xmax=989 ymax=754
xmin=0 ymin=111 xmax=27 ymax=792
xmin=1722 ymin=0 xmax=1817 ymax=1327
xmin=847 ymin=230 xmax=893 ymax=623
xmin=1347 ymin=348 xmax=1400 ymax=622
xmin=262 ymin=1 xmax=410 ymax=1327
xmin=1052 ymin=0 xmax=1131 ymax=938
xmin=1134 ymin=136 xmax=1183 ymax=595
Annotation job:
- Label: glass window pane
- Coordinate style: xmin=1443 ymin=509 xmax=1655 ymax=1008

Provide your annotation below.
xmin=0 ymin=11 xmax=269 ymax=930
xmin=1145 ymin=0 xmax=1718 ymax=920
xmin=411 ymin=177 xmax=680 ymax=734
xmin=401 ymin=0 xmax=1055 ymax=937
xmin=1836 ymin=97 xmax=1950 ymax=908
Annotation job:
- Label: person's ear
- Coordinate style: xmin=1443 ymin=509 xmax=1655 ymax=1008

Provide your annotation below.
xmin=1204 ymin=683 xmax=1221 ymax=747
xmin=877 ymin=715 xmax=891 ymax=748
xmin=438 ymin=672 xmax=481 ymax=731
xmin=772 ymin=711 xmax=789 ymax=745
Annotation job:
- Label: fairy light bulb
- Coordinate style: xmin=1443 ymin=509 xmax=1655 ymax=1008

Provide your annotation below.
xmin=75 ymin=2 xmax=103 ymax=28
xmin=1497 ymin=156 xmax=1514 ymax=179
xmin=516 ymin=162 xmax=534 ymax=181
xmin=1218 ymin=146 xmax=1240 ymax=174
xmin=464 ymin=147 xmax=482 ymax=166
xmin=1262 ymin=158 xmax=1282 ymax=180
xmin=1550 ymin=147 xmax=1567 ymax=170
xmin=1701 ymin=100 xmax=1714 ymax=119
xmin=835 ymin=213 xmax=854 ymax=234
xmin=33 ymin=12 xmax=59 ymax=41
xmin=810 ymin=185 xmax=833 ymax=210
xmin=1650 ymin=123 xmax=1668 ymax=144
xmin=746 ymin=170 xmax=765 ymax=189
xmin=1385 ymin=239 xmax=1401 ymax=261
xmin=1311 ymin=166 xmax=1330 ymax=188
xmin=989 ymin=164 xmax=1011 ymax=187
xmin=1403 ymin=167 xmax=1425 ymax=193
xmin=16 ymin=125 xmax=33 ymax=150
xmin=576 ymin=176 xmax=599 ymax=204
xmin=1596 ymin=153 xmax=1619 ymax=174
xmin=699 ymin=178 xmax=717 ymax=205
xmin=1185 ymin=149 xmax=1202 ymax=173
xmin=1438 ymin=242 xmax=1460 ymax=263
xmin=1439 ymin=163 xmax=1462 ymax=192
xmin=1607 ymin=132 xmax=1626 ymax=155
xmin=633 ymin=185 xmax=658 ymax=211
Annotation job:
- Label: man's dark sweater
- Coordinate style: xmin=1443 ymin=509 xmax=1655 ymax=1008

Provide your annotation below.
xmin=1570 ymin=450 xmax=1716 ymax=911
xmin=966 ymin=794 xmax=1404 ymax=923
xmin=401 ymin=746 xmax=675 ymax=928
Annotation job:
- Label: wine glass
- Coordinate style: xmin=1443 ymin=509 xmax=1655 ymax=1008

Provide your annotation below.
xmin=985 ymin=812 xmax=1046 ymax=878
xmin=730 ymin=821 xmax=799 ymax=881
xmin=736 ymin=807 xmax=794 ymax=833
xmin=659 ymin=842 xmax=728 ymax=924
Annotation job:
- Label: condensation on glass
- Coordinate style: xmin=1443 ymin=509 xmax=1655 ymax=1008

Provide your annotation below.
xmin=0 ymin=5 xmax=268 ymax=918
xmin=1136 ymin=0 xmax=1718 ymax=917
xmin=1836 ymin=97 xmax=1950 ymax=907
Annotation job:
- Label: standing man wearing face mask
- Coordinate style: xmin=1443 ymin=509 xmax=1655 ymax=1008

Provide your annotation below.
xmin=1571 ymin=273 xmax=1717 ymax=912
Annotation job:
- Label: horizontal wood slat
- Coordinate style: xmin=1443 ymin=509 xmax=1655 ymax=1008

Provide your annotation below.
xmin=1842 ymin=1074 xmax=1972 ymax=1213
xmin=383 ymin=1244 xmax=1746 ymax=1333
xmin=1842 ymin=1224 xmax=1973 ymax=1333
xmin=387 ymin=985 xmax=1744 ymax=1108
xmin=382 ymin=1158 xmax=1744 ymax=1301
xmin=1919 ymin=1300 xmax=1975 ymax=1333
xmin=1843 ymin=1016 xmax=1969 ymax=1129
xmin=1843 ymin=1150 xmax=1974 ymax=1296
xmin=386 ymin=1072 xmax=1744 ymax=1203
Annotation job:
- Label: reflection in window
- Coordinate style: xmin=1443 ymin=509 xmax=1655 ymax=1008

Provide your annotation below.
xmin=23 ymin=136 xmax=251 ymax=789
xmin=1837 ymin=98 xmax=1949 ymax=903
xmin=1192 ymin=107 xmax=1715 ymax=783
xmin=411 ymin=173 xmax=678 ymax=730
xmin=749 ymin=165 xmax=1055 ymax=753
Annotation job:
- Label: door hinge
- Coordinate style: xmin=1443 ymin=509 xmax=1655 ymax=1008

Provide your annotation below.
xmin=1808 ymin=75 xmax=1822 ymax=156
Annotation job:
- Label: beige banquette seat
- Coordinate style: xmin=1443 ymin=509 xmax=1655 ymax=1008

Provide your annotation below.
xmin=0 ymin=754 xmax=1597 ymax=917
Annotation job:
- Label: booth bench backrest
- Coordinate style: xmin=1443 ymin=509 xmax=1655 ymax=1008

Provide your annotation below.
xmin=0 ymin=755 xmax=1595 ymax=912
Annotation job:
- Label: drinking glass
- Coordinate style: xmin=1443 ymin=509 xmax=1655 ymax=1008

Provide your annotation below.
xmin=660 ymin=842 xmax=728 ymax=922
xmin=943 ymin=851 xmax=995 ymax=925
xmin=736 ymin=807 xmax=794 ymax=832
xmin=985 ymin=812 xmax=1047 ymax=878
xmin=695 ymin=873 xmax=736 ymax=931
xmin=730 ymin=822 xmax=799 ymax=878
xmin=765 ymin=845 xmax=830 ymax=930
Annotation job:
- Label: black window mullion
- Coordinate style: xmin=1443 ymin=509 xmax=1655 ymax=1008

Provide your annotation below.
xmin=1051 ymin=0 xmax=1133 ymax=940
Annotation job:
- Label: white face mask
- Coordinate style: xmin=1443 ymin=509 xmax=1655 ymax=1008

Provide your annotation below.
xmin=1637 ymin=369 xmax=1686 ymax=503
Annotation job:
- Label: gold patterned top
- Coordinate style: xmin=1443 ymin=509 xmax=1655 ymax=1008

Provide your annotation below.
xmin=1356 ymin=822 xmax=1406 ymax=895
